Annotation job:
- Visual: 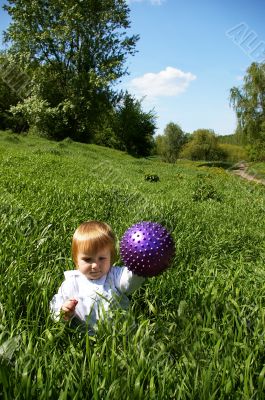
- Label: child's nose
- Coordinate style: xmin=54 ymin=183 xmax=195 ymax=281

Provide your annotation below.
xmin=91 ymin=262 xmax=98 ymax=270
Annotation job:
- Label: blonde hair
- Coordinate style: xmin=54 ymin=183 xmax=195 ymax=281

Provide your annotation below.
xmin=72 ymin=220 xmax=116 ymax=267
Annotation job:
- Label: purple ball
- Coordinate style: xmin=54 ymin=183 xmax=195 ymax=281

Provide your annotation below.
xmin=120 ymin=221 xmax=175 ymax=277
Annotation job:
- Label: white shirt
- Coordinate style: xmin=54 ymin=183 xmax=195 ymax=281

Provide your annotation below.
xmin=50 ymin=266 xmax=145 ymax=331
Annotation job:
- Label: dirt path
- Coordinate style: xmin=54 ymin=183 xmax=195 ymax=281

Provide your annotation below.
xmin=232 ymin=162 xmax=265 ymax=185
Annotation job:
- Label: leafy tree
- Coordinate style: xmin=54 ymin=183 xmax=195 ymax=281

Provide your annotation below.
xmin=3 ymin=0 xmax=139 ymax=140
xmin=92 ymin=108 xmax=121 ymax=149
xmin=115 ymin=92 xmax=157 ymax=157
xmin=230 ymin=62 xmax=265 ymax=144
xmin=217 ymin=130 xmax=243 ymax=145
xmin=156 ymin=122 xmax=187 ymax=163
xmin=0 ymin=53 xmax=28 ymax=132
xmin=0 ymin=78 xmax=17 ymax=130
xmin=180 ymin=129 xmax=226 ymax=161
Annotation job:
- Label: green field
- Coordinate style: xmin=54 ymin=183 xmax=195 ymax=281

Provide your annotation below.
xmin=1 ymin=131 xmax=265 ymax=399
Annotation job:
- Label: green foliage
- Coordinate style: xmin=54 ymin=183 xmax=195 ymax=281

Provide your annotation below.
xmin=180 ymin=129 xmax=227 ymax=161
xmin=246 ymin=141 xmax=265 ymax=162
xmin=11 ymin=95 xmax=97 ymax=141
xmin=93 ymin=124 xmax=120 ymax=149
xmin=218 ymin=143 xmax=248 ymax=162
xmin=156 ymin=122 xmax=187 ymax=163
xmin=2 ymin=1 xmax=157 ymax=154
xmin=230 ymin=62 xmax=265 ymax=149
xmin=247 ymin=162 xmax=265 ymax=179
xmin=4 ymin=0 xmax=138 ymax=83
xmin=218 ymin=131 xmax=243 ymax=145
xmin=192 ymin=177 xmax=222 ymax=202
xmin=0 ymin=53 xmax=28 ymax=132
xmin=1 ymin=132 xmax=265 ymax=398
xmin=4 ymin=0 xmax=139 ymax=140
xmin=92 ymin=110 xmax=120 ymax=149
xmin=115 ymin=91 xmax=157 ymax=157
xmin=0 ymin=81 xmax=26 ymax=133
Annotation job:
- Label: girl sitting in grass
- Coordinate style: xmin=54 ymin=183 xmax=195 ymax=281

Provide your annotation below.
xmin=50 ymin=220 xmax=145 ymax=333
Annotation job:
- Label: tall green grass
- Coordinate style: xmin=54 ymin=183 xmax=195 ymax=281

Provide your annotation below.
xmin=0 ymin=131 xmax=265 ymax=399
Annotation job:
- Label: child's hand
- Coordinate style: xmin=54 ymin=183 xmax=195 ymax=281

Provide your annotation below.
xmin=61 ymin=299 xmax=78 ymax=320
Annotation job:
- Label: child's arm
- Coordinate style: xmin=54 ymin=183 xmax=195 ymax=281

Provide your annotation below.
xmin=50 ymin=279 xmax=78 ymax=321
xmin=113 ymin=267 xmax=146 ymax=295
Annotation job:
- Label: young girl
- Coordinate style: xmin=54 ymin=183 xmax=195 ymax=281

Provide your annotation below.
xmin=50 ymin=220 xmax=145 ymax=332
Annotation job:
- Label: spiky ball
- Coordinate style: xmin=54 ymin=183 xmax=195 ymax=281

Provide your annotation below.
xmin=120 ymin=221 xmax=175 ymax=277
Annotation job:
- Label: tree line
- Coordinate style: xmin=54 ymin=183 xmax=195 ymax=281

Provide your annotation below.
xmin=156 ymin=62 xmax=265 ymax=163
xmin=0 ymin=0 xmax=264 ymax=161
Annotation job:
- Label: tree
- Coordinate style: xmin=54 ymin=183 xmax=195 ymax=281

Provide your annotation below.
xmin=3 ymin=0 xmax=139 ymax=140
xmin=230 ymin=62 xmax=265 ymax=145
xmin=115 ymin=92 xmax=157 ymax=157
xmin=156 ymin=122 xmax=187 ymax=163
xmin=0 ymin=53 xmax=28 ymax=132
xmin=180 ymin=129 xmax=226 ymax=161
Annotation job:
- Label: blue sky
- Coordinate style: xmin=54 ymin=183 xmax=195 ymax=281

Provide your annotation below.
xmin=1 ymin=0 xmax=265 ymax=136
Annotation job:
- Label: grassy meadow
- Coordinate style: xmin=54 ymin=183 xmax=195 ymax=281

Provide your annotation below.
xmin=1 ymin=131 xmax=265 ymax=399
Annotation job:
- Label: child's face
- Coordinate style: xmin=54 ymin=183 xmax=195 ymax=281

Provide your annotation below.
xmin=76 ymin=246 xmax=111 ymax=280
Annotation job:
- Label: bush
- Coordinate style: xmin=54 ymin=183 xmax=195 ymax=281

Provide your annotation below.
xmin=10 ymin=95 xmax=95 ymax=141
xmin=180 ymin=129 xmax=226 ymax=161
xmin=245 ymin=142 xmax=265 ymax=161
xmin=155 ymin=122 xmax=187 ymax=163
xmin=0 ymin=76 xmax=28 ymax=133
xmin=218 ymin=143 xmax=248 ymax=162
xmin=11 ymin=95 xmax=62 ymax=138
xmin=192 ymin=178 xmax=222 ymax=202
xmin=93 ymin=122 xmax=121 ymax=150
xmin=115 ymin=92 xmax=156 ymax=157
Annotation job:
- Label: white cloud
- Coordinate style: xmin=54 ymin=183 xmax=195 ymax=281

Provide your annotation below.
xmin=129 ymin=67 xmax=196 ymax=98
xmin=236 ymin=75 xmax=243 ymax=81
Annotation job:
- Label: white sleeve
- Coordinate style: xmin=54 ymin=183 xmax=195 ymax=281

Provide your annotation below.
xmin=113 ymin=267 xmax=145 ymax=295
xmin=50 ymin=279 xmax=77 ymax=321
